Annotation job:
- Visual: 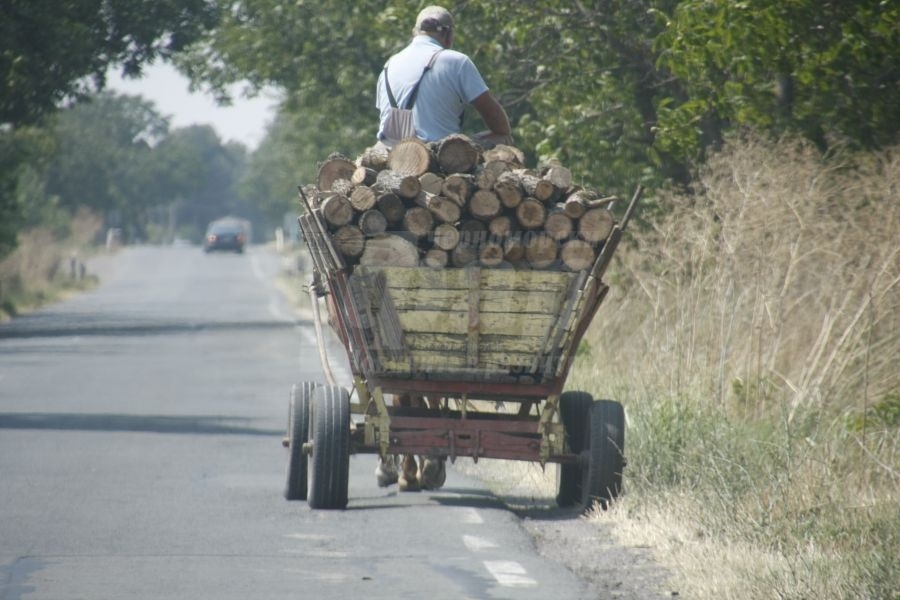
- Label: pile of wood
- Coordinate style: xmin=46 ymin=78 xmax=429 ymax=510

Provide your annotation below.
xmin=303 ymin=134 xmax=616 ymax=272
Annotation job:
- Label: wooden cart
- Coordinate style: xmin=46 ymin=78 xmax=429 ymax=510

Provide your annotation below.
xmin=284 ymin=186 xmax=642 ymax=511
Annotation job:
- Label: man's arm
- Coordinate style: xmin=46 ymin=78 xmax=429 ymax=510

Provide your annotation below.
xmin=470 ymin=91 xmax=512 ymax=146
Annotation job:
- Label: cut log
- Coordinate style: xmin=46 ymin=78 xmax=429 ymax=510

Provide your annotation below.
xmin=468 ymin=190 xmax=502 ymax=222
xmin=474 ymin=160 xmax=511 ymax=190
xmin=317 ymin=155 xmax=356 ymax=192
xmin=560 ymin=239 xmax=596 ymax=272
xmin=483 ymin=144 xmax=525 ymax=166
xmin=321 ymin=194 xmax=354 ymax=228
xmin=349 ymin=185 xmax=377 ymax=212
xmin=432 ymin=223 xmax=460 ymax=251
xmin=351 ymin=166 xmax=377 ymax=186
xmin=458 ymin=219 xmax=488 ymax=246
xmin=563 ymin=191 xmax=616 ymax=220
xmin=423 ymin=248 xmax=449 ymax=268
xmin=487 ymin=215 xmax=517 ymax=239
xmin=544 ymin=207 xmax=574 ymax=241
xmin=388 ymin=138 xmax=433 ymax=177
xmin=478 ymin=241 xmax=505 ymax=267
xmin=523 ymin=232 xmax=558 ymax=269
xmin=578 ymin=207 xmax=615 ymax=243
xmin=436 ymin=134 xmax=481 ymax=174
xmin=357 ymin=144 xmax=390 ymax=171
xmin=494 ymin=171 xmax=525 ymax=208
xmin=376 ymin=192 xmax=406 ymax=224
xmin=450 ymin=242 xmax=480 ymax=268
xmin=515 ymin=197 xmax=548 ymax=230
xmin=331 ymin=178 xmax=354 ymax=197
xmin=414 ymin=192 xmax=461 ymax=224
xmin=441 ymin=173 xmax=474 ymax=207
xmin=504 ymin=236 xmax=525 ymax=262
xmin=333 ymin=225 xmax=365 ymax=258
xmin=518 ymin=170 xmax=557 ymax=203
xmin=358 ymin=209 xmax=388 ymax=236
xmin=359 ymin=234 xmax=419 ymax=268
xmin=402 ymin=206 xmax=435 ymax=239
xmin=375 ymin=169 xmax=421 ymax=199
xmin=543 ymin=162 xmax=573 ymax=190
xmin=419 ymin=172 xmax=444 ymax=195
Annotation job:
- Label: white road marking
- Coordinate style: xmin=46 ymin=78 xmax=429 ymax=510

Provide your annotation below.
xmin=483 ymin=560 xmax=538 ymax=587
xmin=249 ymin=253 xmax=267 ymax=283
xmin=460 ymin=507 xmax=484 ymax=524
xmin=462 ymin=535 xmax=498 ymax=552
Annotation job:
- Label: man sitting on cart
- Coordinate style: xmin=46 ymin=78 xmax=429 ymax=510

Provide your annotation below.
xmin=374 ymin=5 xmax=513 ymax=491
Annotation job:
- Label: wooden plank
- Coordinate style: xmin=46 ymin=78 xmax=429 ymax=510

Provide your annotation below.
xmin=395 ymin=310 xmax=555 ymax=338
xmin=382 ymin=351 xmax=542 ymax=373
xmin=480 ymin=312 xmax=557 ymax=337
xmin=405 ymin=333 xmax=546 ymax=355
xmin=359 ymin=266 xmax=574 ymax=293
xmin=390 ymin=288 xmax=563 ymax=314
xmin=466 ymin=267 xmax=481 ymax=368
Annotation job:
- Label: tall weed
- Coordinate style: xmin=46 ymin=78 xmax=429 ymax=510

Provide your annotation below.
xmin=574 ymin=136 xmax=898 ymax=598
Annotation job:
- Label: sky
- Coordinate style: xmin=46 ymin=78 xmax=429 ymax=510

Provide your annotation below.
xmin=106 ymin=62 xmax=279 ymax=150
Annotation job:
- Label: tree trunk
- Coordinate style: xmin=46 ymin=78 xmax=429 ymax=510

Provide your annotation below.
xmin=321 ymin=194 xmax=354 ymax=228
xmin=358 ymin=209 xmax=388 ymax=236
xmin=333 ymin=225 xmax=365 ymax=258
xmin=560 ymin=239 xmax=596 ymax=272
xmin=388 ymin=138 xmax=432 ymax=176
xmin=524 ymin=232 xmax=558 ymax=269
xmin=436 ymin=134 xmax=481 ymax=174
xmin=432 ymin=223 xmax=460 ymax=251
xmin=317 ymin=156 xmax=357 ymax=192
xmin=494 ymin=171 xmax=524 ymax=208
xmin=578 ymin=207 xmax=615 ymax=243
xmin=414 ymin=192 xmax=461 ymax=224
xmin=402 ymin=206 xmax=435 ymax=239
xmin=441 ymin=173 xmax=474 ymax=207
xmin=376 ymin=192 xmax=406 ymax=224
xmin=468 ymin=189 xmax=502 ymax=222
xmin=515 ymin=197 xmax=547 ymax=230
xmin=349 ymin=185 xmax=377 ymax=212
xmin=359 ymin=234 xmax=419 ymax=267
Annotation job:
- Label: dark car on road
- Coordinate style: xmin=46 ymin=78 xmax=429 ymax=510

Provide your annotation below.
xmin=204 ymin=219 xmax=247 ymax=253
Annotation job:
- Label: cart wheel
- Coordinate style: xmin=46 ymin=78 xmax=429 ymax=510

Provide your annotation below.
xmin=284 ymin=382 xmax=317 ymax=500
xmin=307 ymin=385 xmax=351 ymax=510
xmin=556 ymin=391 xmax=594 ymax=508
xmin=582 ymin=399 xmax=625 ymax=510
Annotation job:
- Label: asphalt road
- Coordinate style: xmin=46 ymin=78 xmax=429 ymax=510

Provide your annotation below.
xmin=0 ymin=244 xmax=602 ymax=600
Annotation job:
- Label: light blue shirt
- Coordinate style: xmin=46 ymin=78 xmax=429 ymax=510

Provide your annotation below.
xmin=376 ymin=36 xmax=489 ymax=142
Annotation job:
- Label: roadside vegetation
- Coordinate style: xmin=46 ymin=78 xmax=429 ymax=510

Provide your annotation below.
xmin=565 ymin=135 xmax=899 ymax=599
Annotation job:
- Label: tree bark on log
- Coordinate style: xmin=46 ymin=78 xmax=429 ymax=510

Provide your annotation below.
xmin=376 ymin=192 xmax=406 ymax=224
xmin=357 ymin=144 xmax=390 ymax=171
xmin=317 ymin=156 xmax=357 ymax=192
xmin=359 ymin=234 xmax=419 ymax=267
xmin=515 ymin=197 xmax=548 ymax=230
xmin=414 ymin=192 xmax=461 ymax=224
xmin=560 ymin=239 xmax=596 ymax=272
xmin=349 ymin=185 xmax=377 ymax=212
xmin=524 ymin=232 xmax=558 ymax=269
xmin=441 ymin=173 xmax=474 ymax=207
xmin=474 ymin=160 xmax=511 ymax=190
xmin=518 ymin=170 xmax=557 ymax=203
xmin=402 ymin=206 xmax=435 ymax=239
xmin=494 ymin=171 xmax=524 ymax=208
xmin=563 ymin=191 xmax=616 ymax=220
xmin=333 ymin=225 xmax=365 ymax=258
xmin=436 ymin=134 xmax=481 ymax=174
xmin=351 ymin=166 xmax=377 ymax=186
xmin=375 ymin=170 xmax=421 ymax=199
xmin=468 ymin=189 xmax=502 ymax=222
xmin=483 ymin=144 xmax=525 ymax=166
xmin=321 ymin=194 xmax=354 ymax=228
xmin=388 ymin=138 xmax=433 ymax=176
xmin=578 ymin=207 xmax=615 ymax=243
xmin=358 ymin=209 xmax=388 ymax=236
xmin=432 ymin=223 xmax=461 ymax=251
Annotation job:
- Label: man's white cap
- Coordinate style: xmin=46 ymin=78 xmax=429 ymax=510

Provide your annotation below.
xmin=414 ymin=6 xmax=454 ymax=34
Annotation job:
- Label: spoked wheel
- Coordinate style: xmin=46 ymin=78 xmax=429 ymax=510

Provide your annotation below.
xmin=556 ymin=394 xmax=626 ymax=511
xmin=284 ymin=382 xmax=317 ymax=500
xmin=307 ymin=385 xmax=351 ymax=510
xmin=556 ymin=391 xmax=593 ymax=508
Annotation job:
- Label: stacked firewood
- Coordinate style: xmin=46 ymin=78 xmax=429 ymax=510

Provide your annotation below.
xmin=303 ymin=134 xmax=616 ymax=272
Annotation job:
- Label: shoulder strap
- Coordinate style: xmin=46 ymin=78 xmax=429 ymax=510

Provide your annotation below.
xmin=384 ymin=49 xmax=444 ymax=110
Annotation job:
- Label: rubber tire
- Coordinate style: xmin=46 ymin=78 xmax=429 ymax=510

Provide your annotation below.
xmin=556 ymin=391 xmax=594 ymax=508
xmin=307 ymin=385 xmax=351 ymax=509
xmin=284 ymin=382 xmax=316 ymax=500
xmin=582 ymin=399 xmax=625 ymax=510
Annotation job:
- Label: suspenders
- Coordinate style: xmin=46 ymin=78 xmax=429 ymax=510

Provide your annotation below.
xmin=384 ymin=49 xmax=444 ymax=110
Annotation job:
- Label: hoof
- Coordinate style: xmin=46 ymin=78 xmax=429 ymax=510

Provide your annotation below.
xmin=398 ymin=475 xmax=420 ymax=492
xmin=419 ymin=458 xmax=447 ymax=490
xmin=375 ymin=458 xmax=399 ymax=487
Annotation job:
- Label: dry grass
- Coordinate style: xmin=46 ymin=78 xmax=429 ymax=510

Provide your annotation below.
xmin=0 ymin=209 xmax=103 ymax=319
xmin=567 ymin=136 xmax=899 ymax=599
